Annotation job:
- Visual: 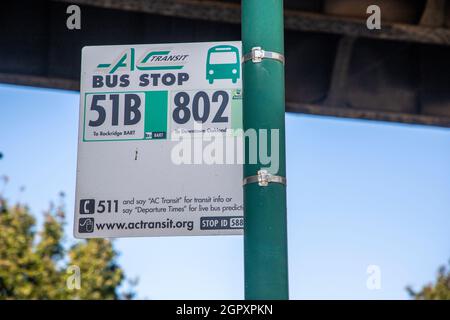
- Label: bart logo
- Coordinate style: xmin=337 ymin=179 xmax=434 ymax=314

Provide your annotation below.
xmin=96 ymin=48 xmax=189 ymax=74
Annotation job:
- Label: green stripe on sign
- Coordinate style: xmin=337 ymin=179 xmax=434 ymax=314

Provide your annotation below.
xmin=145 ymin=91 xmax=168 ymax=139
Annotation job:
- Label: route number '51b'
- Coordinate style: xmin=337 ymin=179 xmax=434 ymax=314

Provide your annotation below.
xmin=89 ymin=94 xmax=142 ymax=127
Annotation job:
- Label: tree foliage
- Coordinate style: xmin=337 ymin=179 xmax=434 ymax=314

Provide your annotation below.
xmin=407 ymin=260 xmax=450 ymax=300
xmin=0 ymin=196 xmax=135 ymax=299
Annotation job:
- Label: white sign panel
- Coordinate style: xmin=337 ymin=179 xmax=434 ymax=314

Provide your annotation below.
xmin=75 ymin=41 xmax=243 ymax=238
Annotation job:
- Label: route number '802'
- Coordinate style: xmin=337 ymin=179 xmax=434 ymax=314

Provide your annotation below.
xmin=173 ymin=90 xmax=229 ymax=124
xmin=89 ymin=94 xmax=142 ymax=127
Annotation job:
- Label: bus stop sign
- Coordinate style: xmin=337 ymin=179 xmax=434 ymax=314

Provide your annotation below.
xmin=74 ymin=41 xmax=243 ymax=238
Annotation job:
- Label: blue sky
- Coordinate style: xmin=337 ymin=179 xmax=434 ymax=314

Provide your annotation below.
xmin=0 ymin=83 xmax=449 ymax=299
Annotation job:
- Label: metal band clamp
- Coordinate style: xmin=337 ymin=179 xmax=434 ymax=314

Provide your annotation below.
xmin=243 ymin=170 xmax=287 ymax=187
xmin=242 ymin=47 xmax=285 ymax=65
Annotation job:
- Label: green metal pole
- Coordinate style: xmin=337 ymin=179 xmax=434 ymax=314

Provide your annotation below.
xmin=242 ymin=0 xmax=288 ymax=299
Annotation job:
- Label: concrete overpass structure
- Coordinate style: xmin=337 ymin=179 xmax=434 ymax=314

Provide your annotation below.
xmin=1 ymin=0 xmax=450 ymax=127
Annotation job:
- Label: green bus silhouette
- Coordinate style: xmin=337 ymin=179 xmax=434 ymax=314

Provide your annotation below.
xmin=206 ymin=45 xmax=240 ymax=84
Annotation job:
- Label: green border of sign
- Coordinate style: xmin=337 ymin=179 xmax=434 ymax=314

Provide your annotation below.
xmin=82 ymin=89 xmax=241 ymax=142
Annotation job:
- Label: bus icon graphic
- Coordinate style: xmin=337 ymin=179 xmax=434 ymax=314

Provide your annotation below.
xmin=206 ymin=45 xmax=240 ymax=84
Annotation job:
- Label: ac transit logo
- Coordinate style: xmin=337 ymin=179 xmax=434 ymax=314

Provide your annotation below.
xmin=97 ymin=48 xmax=189 ymax=74
xmin=78 ymin=218 xmax=94 ymax=233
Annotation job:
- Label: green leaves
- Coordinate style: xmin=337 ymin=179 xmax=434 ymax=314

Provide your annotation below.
xmin=407 ymin=260 xmax=450 ymax=300
xmin=67 ymin=239 xmax=124 ymax=299
xmin=0 ymin=197 xmax=134 ymax=299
